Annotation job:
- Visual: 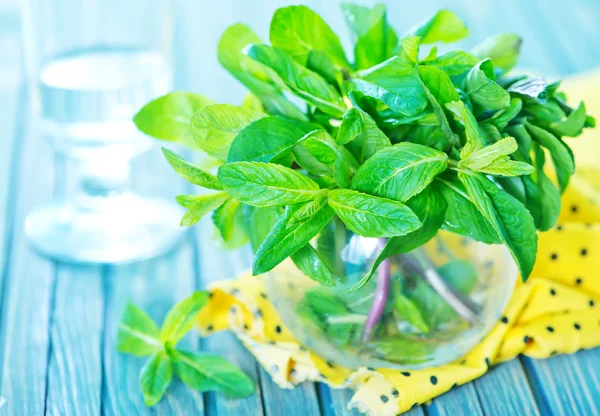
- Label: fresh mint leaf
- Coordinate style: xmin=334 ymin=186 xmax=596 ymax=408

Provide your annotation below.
xmin=550 ymin=101 xmax=588 ymax=137
xmin=306 ymin=50 xmax=341 ymax=87
xmin=328 ymin=189 xmax=422 ymax=238
xmin=437 ymin=260 xmax=478 ymax=294
xmin=133 ymin=92 xmax=215 ymax=148
xmin=270 ymin=5 xmax=349 ymax=68
xmin=288 ymin=192 xmax=329 ymax=224
xmin=354 ymin=57 xmax=428 ymax=117
xmin=523 ymin=145 xmax=561 ymax=231
xmin=410 ymin=10 xmax=469 ymax=44
xmin=191 ymin=104 xmax=265 ymax=161
xmin=117 ymin=303 xmax=162 ymax=357
xmin=394 ymin=293 xmax=430 ymax=333
xmin=176 ymin=193 xmax=230 ymax=226
xmin=341 ymin=3 xmax=399 ymax=69
xmin=476 ymin=157 xmax=534 ymax=176
xmin=291 ymin=245 xmax=340 ymax=287
xmin=485 ymin=97 xmax=523 ymax=131
xmin=218 ymin=23 xmax=305 ymax=120
xmin=437 ymin=175 xmax=501 ymax=244
xmin=161 ymin=148 xmax=222 ymax=190
xmin=218 ymin=162 xmax=322 ymax=207
xmin=505 ymin=123 xmax=532 ymax=162
xmin=508 ymin=77 xmax=547 ymax=103
xmin=445 ymin=100 xmax=484 ymax=158
xmin=460 ymin=136 xmax=518 ymax=170
xmin=525 ymin=121 xmax=574 ymax=192
xmin=212 ymin=198 xmax=241 ymax=242
xmin=253 ymin=205 xmax=335 ymax=275
xmin=472 ymin=33 xmax=521 ymax=74
xmin=464 ymin=59 xmax=510 ymax=112
xmin=351 ymin=143 xmax=448 ymax=202
xmin=227 ymin=116 xmax=317 ymax=163
xmin=168 ymin=349 xmax=255 ymax=398
xmin=160 ymin=291 xmax=210 ymax=345
xmin=245 ymin=45 xmax=346 ymax=117
xmin=244 ymin=206 xmax=284 ymax=252
xmin=458 ymin=170 xmax=537 ymax=279
xmin=139 ymin=352 xmax=173 ymax=406
xmin=425 ymin=51 xmax=480 ymax=79
xmin=297 ymin=290 xmax=355 ymax=347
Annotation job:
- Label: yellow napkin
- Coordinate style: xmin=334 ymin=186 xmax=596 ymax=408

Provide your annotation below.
xmin=197 ymin=70 xmax=600 ymax=416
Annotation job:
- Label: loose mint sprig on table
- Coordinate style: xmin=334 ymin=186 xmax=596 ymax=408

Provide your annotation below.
xmin=134 ymin=4 xmax=594 ymax=293
xmin=117 ymin=292 xmax=254 ymax=406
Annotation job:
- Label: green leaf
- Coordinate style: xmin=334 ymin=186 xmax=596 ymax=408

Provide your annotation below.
xmin=245 ymin=45 xmax=346 ymax=117
xmin=291 ymin=245 xmax=340 ymax=287
xmin=176 ymin=193 xmax=230 ymax=226
xmin=191 ymin=104 xmax=265 ymax=161
xmin=394 ymin=293 xmax=430 ymax=333
xmin=253 ymin=205 xmax=335 ymax=275
xmin=169 ymin=349 xmax=255 ymax=398
xmin=218 ymin=162 xmax=322 ymax=207
xmin=485 ymin=97 xmax=523 ymax=131
xmin=410 ymin=9 xmax=469 ymax=44
xmin=328 ymin=189 xmax=422 ymax=238
xmin=505 ymin=123 xmax=532 ymax=162
xmin=341 ymin=92 xmax=392 ymax=162
xmin=464 ymin=60 xmax=510 ymax=112
xmin=445 ymin=100 xmax=484 ymax=158
xmin=523 ymin=145 xmax=561 ymax=231
xmin=341 ymin=186 xmax=447 ymax=295
xmin=525 ymin=122 xmax=574 ymax=192
xmin=341 ymin=3 xmax=399 ymax=69
xmin=436 ymin=260 xmax=478 ymax=294
xmin=212 ymin=198 xmax=241 ymax=242
xmin=417 ymin=65 xmax=460 ymax=147
xmin=161 ymin=148 xmax=222 ymax=190
xmin=472 ymin=33 xmax=522 ymax=73
xmin=288 ymin=192 xmax=329 ymax=224
xmin=270 ymin=5 xmax=349 ymax=68
xmin=351 ymin=143 xmax=448 ymax=202
xmin=227 ymin=116 xmax=317 ymax=163
xmin=244 ymin=205 xmax=284 ymax=252
xmin=160 ymin=291 xmax=210 ymax=345
xmin=306 ymin=49 xmax=341 ymax=87
xmin=425 ymin=51 xmax=480 ymax=79
xmin=133 ymin=92 xmax=215 ymax=148
xmin=293 ymin=130 xmax=359 ymax=188
xmin=476 ymin=157 xmax=534 ymax=176
xmin=139 ymin=352 xmax=172 ymax=406
xmin=437 ymin=175 xmax=501 ymax=244
xmin=550 ymin=101 xmax=588 ymax=137
xmin=508 ymin=77 xmax=547 ymax=103
xmin=354 ymin=57 xmax=428 ymax=117
xmin=458 ymin=171 xmax=537 ymax=280
xmin=460 ymin=136 xmax=518 ymax=170
xmin=218 ymin=23 xmax=305 ymax=120
xmin=117 ymin=303 xmax=162 ymax=357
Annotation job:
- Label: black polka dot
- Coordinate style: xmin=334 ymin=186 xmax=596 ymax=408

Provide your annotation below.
xmin=206 ymin=324 xmax=214 ymax=332
xmin=576 ymin=278 xmax=583 ymax=285
xmin=571 ymin=205 xmax=578 ymax=213
xmin=401 ymin=371 xmax=411 ymax=377
xmin=326 ymin=361 xmax=334 ymax=369
xmin=550 ymin=253 xmax=559 ymax=261
xmin=268 ymin=340 xmax=276 ymax=345
xmin=275 ymin=325 xmax=282 ymax=334
xmin=485 ymin=357 xmax=490 ymax=367
xmin=430 ymin=375 xmax=438 ymax=385
xmin=290 ymin=369 xmax=297 ymax=377
xmin=243 ymin=324 xmax=249 ymax=330
xmin=367 ymin=366 xmax=376 ymax=371
xmin=208 ymin=292 xmax=214 ymax=299
xmin=550 ymin=350 xmax=557 ymax=356
xmin=546 ymin=326 xmax=555 ymax=333
xmin=524 ymin=335 xmax=531 ymax=343
xmin=590 ymin=299 xmax=596 ymax=307
xmin=380 ymin=395 xmax=389 ymax=403
xmin=501 ymin=316 xmax=509 ymax=324
xmin=410 ymin=403 xmax=418 ymax=410
xmin=581 ymin=248 xmax=588 ymax=256
xmin=574 ymin=323 xmax=581 ymax=330
xmin=260 ymin=292 xmax=267 ymax=299
xmin=451 ymin=382 xmax=458 ymax=389
xmin=460 ymin=359 xmax=467 ymax=365
xmin=550 ymin=288 xmax=557 ymax=296
xmin=391 ymin=389 xmax=399 ymax=398
xmin=486 ymin=260 xmax=494 ymax=269
xmin=556 ymin=225 xmax=563 ymax=231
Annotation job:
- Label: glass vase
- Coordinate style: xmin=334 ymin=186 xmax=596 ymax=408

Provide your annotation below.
xmin=265 ymin=222 xmax=517 ymax=369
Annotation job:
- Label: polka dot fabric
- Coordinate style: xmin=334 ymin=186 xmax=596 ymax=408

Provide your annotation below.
xmin=196 ymin=74 xmax=600 ymax=415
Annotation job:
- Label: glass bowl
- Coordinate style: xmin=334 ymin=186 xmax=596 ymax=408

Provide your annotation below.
xmin=265 ymin=227 xmax=517 ymax=369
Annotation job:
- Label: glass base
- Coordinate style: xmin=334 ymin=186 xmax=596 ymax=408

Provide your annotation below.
xmin=25 ymin=192 xmax=186 ymax=264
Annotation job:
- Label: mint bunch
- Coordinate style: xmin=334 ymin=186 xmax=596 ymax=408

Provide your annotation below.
xmin=134 ymin=4 xmax=594 ymax=287
xmin=117 ymin=292 xmax=254 ymax=406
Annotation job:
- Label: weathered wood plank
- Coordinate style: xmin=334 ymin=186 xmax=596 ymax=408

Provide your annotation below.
xmin=46 ymin=266 xmax=104 ymax=416
xmin=521 ymin=349 xmax=600 ymax=416
xmin=473 ymin=360 xmax=540 ymax=416
xmin=426 ymin=383 xmax=483 ymax=416
xmin=259 ymin=369 xmax=320 ymax=416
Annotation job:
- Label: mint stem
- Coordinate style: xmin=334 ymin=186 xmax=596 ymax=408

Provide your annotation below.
xmin=362 ymin=239 xmax=391 ymax=342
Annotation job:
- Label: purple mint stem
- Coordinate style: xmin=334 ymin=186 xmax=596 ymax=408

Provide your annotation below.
xmin=362 ymin=244 xmax=391 ymax=342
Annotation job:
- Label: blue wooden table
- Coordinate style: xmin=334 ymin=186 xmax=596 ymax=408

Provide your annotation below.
xmin=1 ymin=0 xmax=599 ymax=414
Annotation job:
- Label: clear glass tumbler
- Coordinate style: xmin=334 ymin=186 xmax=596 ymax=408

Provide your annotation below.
xmin=21 ymin=0 xmax=185 ymax=263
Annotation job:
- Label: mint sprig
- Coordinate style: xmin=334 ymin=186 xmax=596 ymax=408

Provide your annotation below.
xmin=117 ymin=292 xmax=255 ymax=406
xmin=133 ymin=4 xmax=594 ymax=287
